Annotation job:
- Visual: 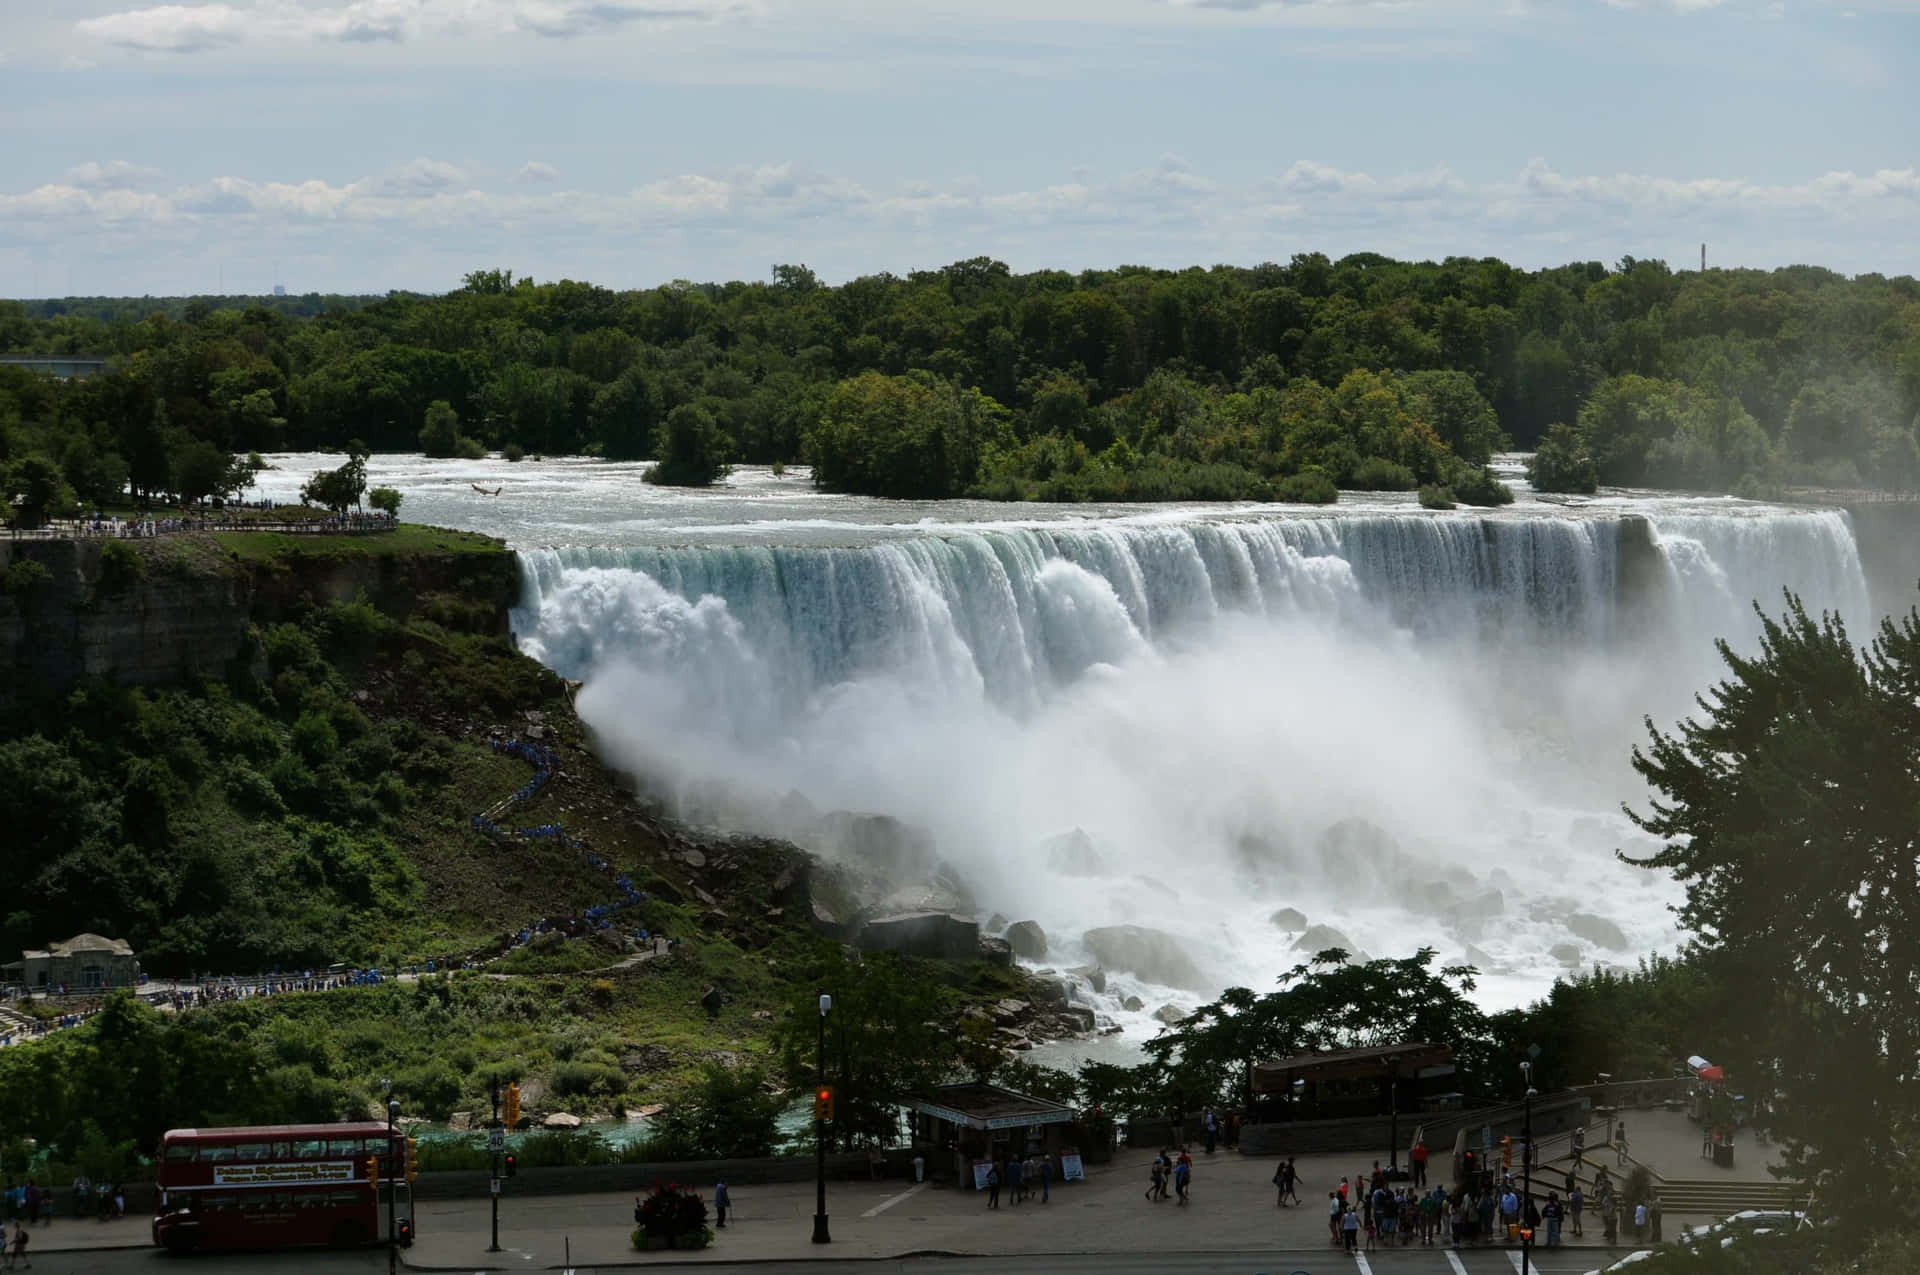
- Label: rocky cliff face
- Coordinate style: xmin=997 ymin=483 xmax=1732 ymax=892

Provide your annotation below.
xmin=0 ymin=533 xmax=517 ymax=707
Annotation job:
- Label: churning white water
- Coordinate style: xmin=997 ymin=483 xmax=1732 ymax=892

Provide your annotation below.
xmin=256 ymin=455 xmax=1874 ymax=1023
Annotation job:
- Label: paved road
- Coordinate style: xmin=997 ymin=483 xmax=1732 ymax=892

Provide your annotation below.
xmin=47 ymin=1247 xmax=1625 ymax=1274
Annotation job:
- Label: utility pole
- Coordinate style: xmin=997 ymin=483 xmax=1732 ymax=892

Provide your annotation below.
xmin=1701 ymin=243 xmax=1707 ymax=272
xmin=812 ymin=993 xmax=833 ymax=1244
xmin=1521 ymin=1055 xmax=1538 ymax=1275
xmin=488 ymin=1081 xmax=502 ymax=1252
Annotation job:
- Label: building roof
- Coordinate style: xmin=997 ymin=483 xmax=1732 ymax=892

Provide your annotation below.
xmin=162 ymin=1122 xmax=396 ymax=1142
xmin=48 ymin=934 xmax=134 ymax=957
xmin=911 ymin=1083 xmax=1076 ymax=1131
xmin=1251 ymin=1042 xmax=1455 ymax=1093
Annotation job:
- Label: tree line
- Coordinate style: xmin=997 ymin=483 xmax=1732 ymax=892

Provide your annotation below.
xmin=4 ymin=255 xmax=1914 ymax=511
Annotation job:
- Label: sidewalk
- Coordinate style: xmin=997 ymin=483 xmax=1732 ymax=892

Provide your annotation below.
xmin=404 ymin=1146 xmax=1640 ymax=1269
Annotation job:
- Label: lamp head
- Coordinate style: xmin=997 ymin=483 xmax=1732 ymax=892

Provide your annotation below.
xmin=819 ymin=993 xmax=832 ymax=1016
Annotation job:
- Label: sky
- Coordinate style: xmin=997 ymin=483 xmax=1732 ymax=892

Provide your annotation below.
xmin=2 ymin=0 xmax=1917 ymax=297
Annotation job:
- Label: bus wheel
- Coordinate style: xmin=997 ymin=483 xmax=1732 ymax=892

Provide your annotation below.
xmin=329 ymin=1220 xmax=370 ymax=1248
xmin=162 ymin=1232 xmax=198 ymax=1257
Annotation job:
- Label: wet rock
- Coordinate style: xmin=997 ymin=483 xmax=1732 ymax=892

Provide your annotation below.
xmin=1152 ymin=1004 xmax=1192 ymax=1026
xmin=978 ymin=936 xmax=1014 ymax=967
xmin=1043 ymin=828 xmax=1108 ymax=877
xmin=817 ymin=811 xmax=938 ymax=880
xmin=543 ymin=1111 xmax=581 ymax=1130
xmin=700 ymin=985 xmax=725 ymax=1014
xmin=1551 ymin=943 xmax=1583 ymax=966
xmin=1442 ymin=891 xmax=1505 ymax=942
xmin=1268 ymin=907 xmax=1309 ymax=932
xmin=1293 ymin=925 xmax=1366 ymax=962
xmin=1568 ymin=913 xmax=1628 ymax=950
xmin=993 ymin=999 xmax=1030 ymax=1025
xmin=1059 ymin=1005 xmax=1097 ymax=1032
xmin=1082 ymin=924 xmax=1207 ymax=992
xmin=447 ymin=1111 xmax=473 ymax=1131
xmin=1123 ymin=996 xmax=1145 ymax=1012
xmin=1029 ymin=976 xmax=1070 ymax=1005
xmin=986 ymin=913 xmax=1010 ymax=933
xmin=857 ymin=911 xmax=981 ymax=961
xmin=1005 ymin=920 xmax=1049 ymax=961
xmin=680 ymin=848 xmax=708 ymax=869
xmin=1069 ymin=964 xmax=1107 ymax=994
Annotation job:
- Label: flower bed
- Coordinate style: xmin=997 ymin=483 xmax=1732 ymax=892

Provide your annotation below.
xmin=632 ymin=1182 xmax=713 ymax=1250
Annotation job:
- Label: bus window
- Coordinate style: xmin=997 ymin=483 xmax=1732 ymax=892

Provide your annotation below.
xmin=291 ymin=1139 xmax=327 ymax=1158
xmin=233 ymin=1142 xmax=277 ymax=1161
xmin=164 ymin=1144 xmax=196 ymax=1161
xmin=327 ymin=1139 xmax=364 ymax=1158
xmin=201 ymin=1144 xmax=238 ymax=1163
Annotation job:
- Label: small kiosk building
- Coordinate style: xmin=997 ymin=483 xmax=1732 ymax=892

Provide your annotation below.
xmin=910 ymin=1082 xmax=1079 ymax=1189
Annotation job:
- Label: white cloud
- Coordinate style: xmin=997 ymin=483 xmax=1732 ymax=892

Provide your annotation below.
xmin=64 ymin=160 xmax=169 ymax=190
xmin=515 ymin=161 xmax=563 ymax=185
xmin=75 ymin=0 xmax=752 ymax=52
xmin=4 ymin=157 xmax=1914 ymax=288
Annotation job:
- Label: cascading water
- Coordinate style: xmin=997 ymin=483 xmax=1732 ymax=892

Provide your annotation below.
xmin=513 ymin=501 xmax=1872 ymax=1021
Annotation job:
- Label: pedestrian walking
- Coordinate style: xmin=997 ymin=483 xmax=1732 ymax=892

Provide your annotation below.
xmin=986 ymin=1162 xmax=1001 ymax=1209
xmin=1412 ymin=1138 xmax=1428 ymax=1187
xmin=1329 ymin=1192 xmax=1342 ymax=1242
xmin=1617 ymin=1121 xmax=1630 ymax=1165
xmin=1543 ymin=1192 xmax=1563 ymax=1247
xmin=1174 ymin=1152 xmax=1191 ymax=1205
xmin=1650 ymin=1193 xmax=1663 ymax=1242
xmin=1147 ymin=1158 xmax=1164 ymax=1203
xmin=1272 ymin=1162 xmax=1287 ymax=1207
xmin=1038 ymin=1155 xmax=1052 ymax=1203
xmin=713 ymin=1180 xmax=729 ymax=1229
xmin=7 ymin=1225 xmax=25 ymax=1270
xmin=1570 ymin=1184 xmax=1584 ymax=1237
xmin=1342 ymin=1205 xmax=1360 ymax=1251
xmin=1573 ymin=1124 xmax=1585 ymax=1169
xmin=1202 ymin=1106 xmax=1218 ymax=1154
xmin=1006 ymin=1155 xmax=1023 ymax=1205
xmin=1633 ymin=1200 xmax=1649 ymax=1243
xmin=1286 ymin=1157 xmax=1300 ymax=1204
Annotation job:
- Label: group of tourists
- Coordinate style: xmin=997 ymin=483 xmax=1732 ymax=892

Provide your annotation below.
xmin=1144 ymin=1149 xmax=1194 ymax=1204
xmin=983 ymin=1151 xmax=1054 ymax=1208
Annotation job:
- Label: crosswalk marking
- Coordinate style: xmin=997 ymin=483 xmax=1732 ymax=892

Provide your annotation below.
xmin=1508 ymin=1249 xmax=1528 ymax=1274
xmin=1446 ymin=1248 xmax=1472 ymax=1275
xmin=860 ymin=1182 xmax=929 ymax=1218
xmin=1352 ymin=1250 xmax=1372 ymax=1275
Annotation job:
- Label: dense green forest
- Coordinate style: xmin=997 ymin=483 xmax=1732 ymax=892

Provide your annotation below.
xmin=5 ymin=255 xmax=1916 ymax=507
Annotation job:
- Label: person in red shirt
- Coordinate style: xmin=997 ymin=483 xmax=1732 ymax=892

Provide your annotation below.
xmin=1412 ymin=1138 xmax=1429 ymax=1187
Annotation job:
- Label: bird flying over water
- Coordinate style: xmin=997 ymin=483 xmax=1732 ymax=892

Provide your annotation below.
xmin=471 ymin=483 xmax=504 ymax=496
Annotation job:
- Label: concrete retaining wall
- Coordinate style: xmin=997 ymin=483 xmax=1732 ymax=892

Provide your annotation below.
xmin=412 ymin=1152 xmax=886 ymax=1201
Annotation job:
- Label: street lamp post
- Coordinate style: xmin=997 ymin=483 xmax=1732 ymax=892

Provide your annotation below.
xmin=1387 ymin=1058 xmax=1400 ymax=1176
xmin=812 ymin=993 xmax=832 ymax=1244
xmin=1520 ymin=1061 xmax=1536 ymax=1275
xmin=386 ymin=1093 xmax=400 ymax=1251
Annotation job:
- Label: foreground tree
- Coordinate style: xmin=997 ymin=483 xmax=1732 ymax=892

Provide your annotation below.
xmin=1625 ymin=595 xmax=1920 ymax=1227
xmin=300 ymin=446 xmax=369 ymax=514
xmin=1121 ymin=949 xmax=1490 ymax=1114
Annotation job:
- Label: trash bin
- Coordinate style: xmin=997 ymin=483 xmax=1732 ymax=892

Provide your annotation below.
xmin=1714 ymin=1142 xmax=1735 ymax=1169
xmin=913 ymin=1155 xmax=926 ymax=1183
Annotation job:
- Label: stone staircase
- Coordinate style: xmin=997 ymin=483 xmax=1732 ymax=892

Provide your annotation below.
xmin=1652 ymin=1178 xmax=1805 ymax=1216
xmin=0 ymin=1005 xmax=41 ymax=1039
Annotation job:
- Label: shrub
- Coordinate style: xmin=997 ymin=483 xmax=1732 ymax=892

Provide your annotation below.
xmin=648 ymin=1065 xmax=784 ymax=1160
xmin=635 ymin=1182 xmax=710 ymax=1242
xmin=550 ymin=1060 xmax=625 ymax=1098
xmin=367 ymin=486 xmax=403 ymax=516
xmin=223 ymin=763 xmax=287 ymax=817
xmin=99 ymin=540 xmax=143 ymax=591
xmin=392 ymin=1061 xmax=464 ymax=1119
xmin=1452 ymin=466 xmax=1515 ymax=507
xmin=1527 ymin=421 xmax=1599 ymax=494
xmin=2 ymin=559 xmax=53 ymax=596
xmin=1273 ymin=471 xmax=1338 ymax=505
xmin=1349 ymin=457 xmax=1419 ymax=491
xmin=1417 ymin=484 xmax=1456 ymax=510
xmin=502 ymin=443 xmax=526 ymax=463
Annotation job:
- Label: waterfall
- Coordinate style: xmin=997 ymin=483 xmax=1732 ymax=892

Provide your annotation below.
xmin=512 ymin=504 xmax=1871 ymax=1013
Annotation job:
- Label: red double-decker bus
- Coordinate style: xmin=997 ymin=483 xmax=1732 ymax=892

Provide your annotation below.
xmin=152 ymin=1122 xmax=414 ymax=1254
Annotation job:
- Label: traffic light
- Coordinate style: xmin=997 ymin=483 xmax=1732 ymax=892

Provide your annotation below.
xmin=815 ymin=1086 xmax=834 ymax=1122
xmin=365 ymin=1155 xmax=380 ymax=1187
xmin=504 ymin=1082 xmax=521 ymax=1128
xmin=1519 ymin=1227 xmax=1534 ymax=1243
xmin=406 ymin=1136 xmax=420 ymax=1184
xmin=1501 ymin=1136 xmax=1513 ymax=1169
xmin=504 ymin=1152 xmax=518 ymax=1178
xmin=1462 ymin=1149 xmax=1477 ymax=1177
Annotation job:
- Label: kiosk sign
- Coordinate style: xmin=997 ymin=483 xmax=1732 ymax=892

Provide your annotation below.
xmin=213 ymin=1160 xmax=357 ymax=1187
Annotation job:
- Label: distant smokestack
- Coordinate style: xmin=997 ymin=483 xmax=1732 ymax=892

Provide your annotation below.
xmin=1701 ymin=243 xmax=1707 ymax=272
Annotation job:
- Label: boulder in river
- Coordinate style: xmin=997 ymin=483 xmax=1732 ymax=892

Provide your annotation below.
xmin=1123 ymin=996 xmax=1145 ymax=1012
xmin=1005 ymin=920 xmax=1048 ymax=960
xmin=1292 ymin=924 xmax=1366 ymax=962
xmin=1068 ymin=964 xmax=1107 ymax=994
xmin=1152 ymin=1004 xmax=1192 ymax=1026
xmin=856 ymin=911 xmax=981 ymax=961
xmin=1081 ymin=924 xmax=1207 ymax=992
xmin=1268 ymin=907 xmax=1308 ymax=932
xmin=1567 ymin=913 xmax=1628 ymax=950
xmin=543 ymin=1112 xmax=582 ymax=1130
xmin=1043 ymin=828 xmax=1107 ymax=877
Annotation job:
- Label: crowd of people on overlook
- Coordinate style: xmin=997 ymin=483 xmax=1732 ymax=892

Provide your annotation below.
xmin=12 ymin=500 xmax=399 ymax=541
